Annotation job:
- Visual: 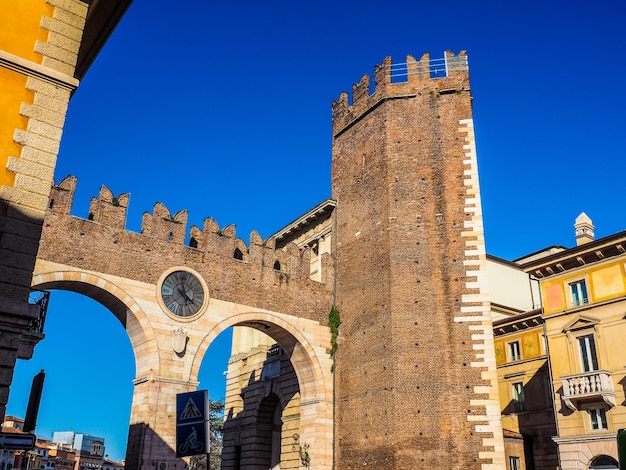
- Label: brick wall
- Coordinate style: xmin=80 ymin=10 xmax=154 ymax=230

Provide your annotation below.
xmin=332 ymin=52 xmax=504 ymax=469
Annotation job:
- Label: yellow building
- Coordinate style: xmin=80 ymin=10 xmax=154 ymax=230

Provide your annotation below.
xmin=0 ymin=0 xmax=132 ymax=419
xmin=519 ymin=214 xmax=626 ymax=469
xmin=494 ymin=308 xmax=558 ymax=469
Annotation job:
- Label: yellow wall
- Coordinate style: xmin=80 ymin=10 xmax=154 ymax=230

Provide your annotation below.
xmin=494 ymin=330 xmax=542 ymax=366
xmin=542 ymin=255 xmax=626 ymax=441
xmin=0 ymin=0 xmax=53 ymax=64
xmin=0 ymin=0 xmax=54 ymax=188
xmin=0 ymin=68 xmax=33 ymax=187
xmin=541 ymin=260 xmax=626 ymax=314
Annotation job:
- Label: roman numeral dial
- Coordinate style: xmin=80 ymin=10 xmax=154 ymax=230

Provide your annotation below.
xmin=160 ymin=270 xmax=206 ymax=318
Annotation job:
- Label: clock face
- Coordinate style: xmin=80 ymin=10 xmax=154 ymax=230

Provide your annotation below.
xmin=160 ymin=270 xmax=205 ymax=318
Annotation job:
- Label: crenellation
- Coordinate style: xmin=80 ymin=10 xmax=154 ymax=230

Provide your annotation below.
xmin=188 ymin=225 xmax=204 ymax=250
xmin=87 ymin=185 xmax=129 ymax=229
xmin=140 ymin=202 xmax=188 ymax=244
xmin=350 ymin=74 xmax=371 ymax=112
xmin=332 ymin=50 xmax=471 ymax=136
xmin=48 ymin=175 xmax=76 ymax=214
xmin=222 ymin=224 xmax=236 ymax=238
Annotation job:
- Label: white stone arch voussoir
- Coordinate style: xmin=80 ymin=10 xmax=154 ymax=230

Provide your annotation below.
xmin=31 ymin=269 xmax=158 ymax=376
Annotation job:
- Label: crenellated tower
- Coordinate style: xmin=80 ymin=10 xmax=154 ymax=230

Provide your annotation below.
xmin=332 ymin=51 xmax=505 ymax=468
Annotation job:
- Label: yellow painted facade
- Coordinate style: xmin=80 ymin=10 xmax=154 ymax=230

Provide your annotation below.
xmin=0 ymin=68 xmax=32 ymax=187
xmin=0 ymin=0 xmax=54 ymax=187
xmin=0 ymin=0 xmax=53 ymax=63
xmin=541 ymin=259 xmax=626 ymax=314
xmin=494 ymin=312 xmax=558 ymax=469
xmin=521 ymin=231 xmax=626 ymax=469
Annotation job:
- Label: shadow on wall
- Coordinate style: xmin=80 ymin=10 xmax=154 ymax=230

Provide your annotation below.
xmin=502 ymin=363 xmax=559 ymax=470
xmin=222 ymin=346 xmax=301 ymax=470
xmin=125 ymin=423 xmax=190 ymax=470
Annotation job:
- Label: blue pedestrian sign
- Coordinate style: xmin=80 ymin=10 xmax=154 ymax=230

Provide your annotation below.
xmin=176 ymin=390 xmax=208 ymax=457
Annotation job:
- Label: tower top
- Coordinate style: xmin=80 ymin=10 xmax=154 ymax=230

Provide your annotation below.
xmin=575 ymin=212 xmax=595 ymax=245
xmin=332 ymin=50 xmax=470 ymax=136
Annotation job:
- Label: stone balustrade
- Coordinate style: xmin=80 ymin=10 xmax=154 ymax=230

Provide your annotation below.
xmin=561 ymin=370 xmax=616 ymax=411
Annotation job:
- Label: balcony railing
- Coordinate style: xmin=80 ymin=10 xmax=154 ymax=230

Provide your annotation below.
xmin=27 ymin=289 xmax=50 ymax=334
xmin=561 ymin=370 xmax=616 ymax=411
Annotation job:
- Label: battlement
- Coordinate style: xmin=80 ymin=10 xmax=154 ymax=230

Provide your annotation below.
xmin=332 ymin=51 xmax=470 ymax=135
xmin=46 ymin=176 xmax=334 ymax=284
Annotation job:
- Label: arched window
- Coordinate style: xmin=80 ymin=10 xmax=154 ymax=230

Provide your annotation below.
xmin=234 ymin=248 xmax=244 ymax=260
xmin=273 ymin=261 xmax=281 ymax=271
xmin=590 ymin=455 xmax=618 ymax=469
xmin=189 ymin=237 xmax=198 ymax=248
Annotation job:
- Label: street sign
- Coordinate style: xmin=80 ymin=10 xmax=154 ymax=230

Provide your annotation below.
xmin=176 ymin=390 xmax=208 ymax=458
xmin=0 ymin=433 xmax=36 ymax=450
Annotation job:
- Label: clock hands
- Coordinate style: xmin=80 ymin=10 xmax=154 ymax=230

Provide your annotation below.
xmin=177 ymin=287 xmax=195 ymax=305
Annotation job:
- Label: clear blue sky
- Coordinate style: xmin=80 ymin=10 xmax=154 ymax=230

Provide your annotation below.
xmin=8 ymin=0 xmax=626 ymax=461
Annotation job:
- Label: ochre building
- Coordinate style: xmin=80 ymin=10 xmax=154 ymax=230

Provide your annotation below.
xmin=0 ymin=0 xmax=131 ymax=420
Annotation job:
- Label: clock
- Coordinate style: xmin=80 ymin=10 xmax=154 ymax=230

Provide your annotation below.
xmin=159 ymin=270 xmax=206 ymax=318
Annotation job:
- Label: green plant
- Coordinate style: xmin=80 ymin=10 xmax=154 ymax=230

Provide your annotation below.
xmin=299 ymin=443 xmax=310 ymax=467
xmin=111 ymin=197 xmax=120 ymax=207
xmin=329 ymin=306 xmax=341 ymax=372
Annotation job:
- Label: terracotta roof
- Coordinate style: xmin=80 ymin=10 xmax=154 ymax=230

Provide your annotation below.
xmin=1 ymin=426 xmax=23 ymax=434
xmin=4 ymin=416 xmax=24 ymax=423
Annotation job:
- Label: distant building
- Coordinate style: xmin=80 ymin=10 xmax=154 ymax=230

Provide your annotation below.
xmin=102 ymin=456 xmax=124 ymax=470
xmin=44 ymin=443 xmax=76 ymax=470
xmin=53 ymin=433 xmax=105 ymax=470
xmin=1 ymin=417 xmax=23 ymax=470
xmin=2 ymin=417 xmax=24 ymax=432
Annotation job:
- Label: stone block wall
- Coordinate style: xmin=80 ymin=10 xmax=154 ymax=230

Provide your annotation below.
xmin=0 ymin=0 xmax=88 ymax=419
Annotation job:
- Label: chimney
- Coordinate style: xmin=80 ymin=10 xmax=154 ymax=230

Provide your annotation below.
xmin=574 ymin=212 xmax=594 ymax=246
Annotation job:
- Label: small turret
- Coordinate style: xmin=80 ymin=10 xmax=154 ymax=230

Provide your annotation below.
xmin=574 ymin=212 xmax=595 ymax=245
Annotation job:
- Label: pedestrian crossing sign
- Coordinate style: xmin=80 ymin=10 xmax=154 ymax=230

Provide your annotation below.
xmin=176 ymin=389 xmax=208 ymax=457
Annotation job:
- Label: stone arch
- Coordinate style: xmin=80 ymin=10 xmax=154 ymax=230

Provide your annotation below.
xmin=191 ymin=311 xmax=332 ymax=468
xmin=31 ymin=269 xmax=158 ymax=376
xmin=191 ymin=312 xmax=328 ymax=401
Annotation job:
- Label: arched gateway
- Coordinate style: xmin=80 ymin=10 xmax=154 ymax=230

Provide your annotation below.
xmin=32 ymin=177 xmax=335 ymax=470
xmin=31 ymin=52 xmax=506 ymax=469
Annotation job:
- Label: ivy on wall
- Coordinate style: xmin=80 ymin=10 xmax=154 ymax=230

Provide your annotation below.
xmin=329 ymin=306 xmax=341 ymax=372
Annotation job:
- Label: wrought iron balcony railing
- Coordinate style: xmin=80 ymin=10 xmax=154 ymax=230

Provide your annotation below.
xmin=561 ymin=369 xmax=616 ymax=411
xmin=27 ymin=289 xmax=50 ymax=334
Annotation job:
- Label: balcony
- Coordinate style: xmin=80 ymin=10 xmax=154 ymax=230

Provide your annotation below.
xmin=17 ymin=290 xmax=49 ymax=359
xmin=561 ymin=370 xmax=616 ymax=411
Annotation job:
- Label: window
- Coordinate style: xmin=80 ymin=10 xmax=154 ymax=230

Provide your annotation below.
xmin=569 ymin=279 xmax=589 ymax=306
xmin=589 ymin=408 xmax=608 ymax=430
xmin=578 ymin=334 xmax=599 ymax=372
xmin=508 ymin=341 xmax=521 ymax=362
xmin=509 ymin=456 xmax=521 ymax=470
xmin=512 ymin=382 xmax=525 ymax=412
xmin=261 ymin=345 xmax=281 ymax=379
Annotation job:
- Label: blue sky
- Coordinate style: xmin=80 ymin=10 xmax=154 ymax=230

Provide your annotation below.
xmin=7 ymin=0 xmax=626 ymax=461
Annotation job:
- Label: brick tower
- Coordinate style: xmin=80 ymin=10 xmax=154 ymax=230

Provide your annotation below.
xmin=332 ymin=51 xmax=504 ymax=468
